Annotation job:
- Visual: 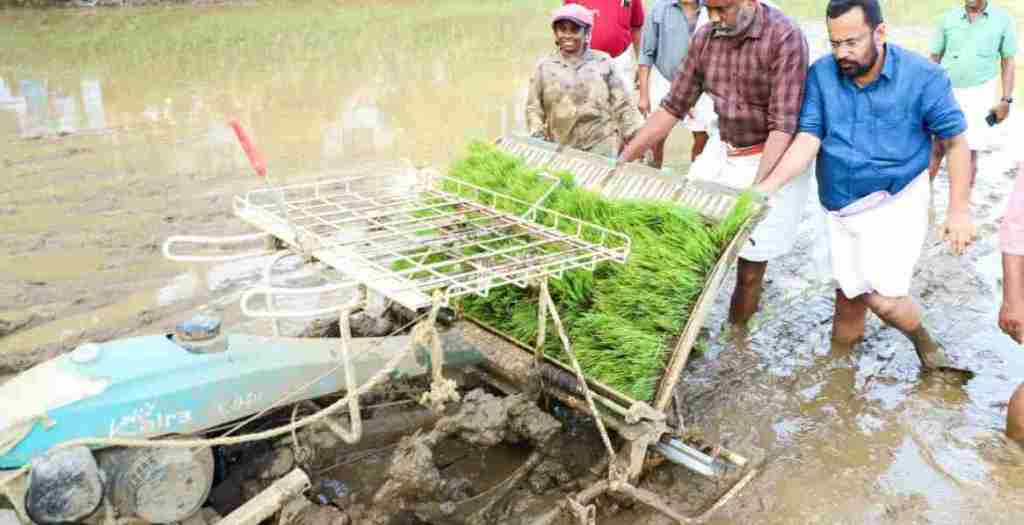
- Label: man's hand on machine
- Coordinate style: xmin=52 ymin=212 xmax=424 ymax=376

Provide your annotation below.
xmin=752 ymin=176 xmax=781 ymax=205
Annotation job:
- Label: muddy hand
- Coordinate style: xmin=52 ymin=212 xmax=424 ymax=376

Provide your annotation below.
xmin=941 ymin=210 xmax=975 ymax=256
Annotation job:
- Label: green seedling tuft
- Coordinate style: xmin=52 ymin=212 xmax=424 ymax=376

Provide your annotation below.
xmin=451 ymin=142 xmax=756 ymax=400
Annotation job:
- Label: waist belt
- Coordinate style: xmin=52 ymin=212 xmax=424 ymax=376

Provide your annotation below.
xmin=726 ymin=143 xmax=765 ymax=157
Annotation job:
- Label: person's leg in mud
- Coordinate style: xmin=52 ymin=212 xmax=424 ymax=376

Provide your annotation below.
xmin=832 ymin=289 xmax=868 ymax=349
xmin=1009 ymin=383 xmax=1024 ymax=445
xmin=728 ymin=258 xmax=767 ymax=331
xmin=861 ymin=292 xmax=969 ymax=375
xmin=691 ymin=131 xmax=709 ymax=161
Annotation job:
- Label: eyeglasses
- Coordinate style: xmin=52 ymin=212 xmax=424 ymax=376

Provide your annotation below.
xmin=829 ymin=31 xmax=872 ymax=50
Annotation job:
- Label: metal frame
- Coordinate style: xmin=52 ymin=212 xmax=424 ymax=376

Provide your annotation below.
xmin=157 ymin=141 xmax=767 ymax=524
xmin=232 ymin=171 xmax=630 ymax=311
xmin=493 ymin=135 xmax=769 ymax=524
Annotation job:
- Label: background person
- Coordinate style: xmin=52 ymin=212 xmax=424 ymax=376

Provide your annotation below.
xmin=927 ymin=0 xmax=1017 ymax=185
xmin=527 ymin=4 xmax=644 ymax=156
xmin=565 ymin=0 xmax=646 ymax=96
xmin=637 ymin=0 xmax=714 ymax=167
xmin=999 ymin=161 xmax=1024 ymax=443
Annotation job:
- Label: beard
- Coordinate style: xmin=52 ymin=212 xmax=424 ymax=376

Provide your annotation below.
xmin=838 ymin=41 xmax=879 ymax=78
xmin=713 ymin=3 xmax=756 ymax=37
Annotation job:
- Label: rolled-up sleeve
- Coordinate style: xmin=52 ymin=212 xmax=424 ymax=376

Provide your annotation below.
xmin=922 ymin=71 xmax=967 ymax=140
xmin=766 ymin=28 xmax=808 ymax=135
xmin=797 ymin=66 xmax=824 ymax=139
xmin=638 ymin=7 xmax=658 ymax=67
xmin=660 ymin=29 xmax=705 ymax=119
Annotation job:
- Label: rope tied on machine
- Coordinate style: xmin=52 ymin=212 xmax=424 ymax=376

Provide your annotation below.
xmin=537 ymin=278 xmax=617 ymax=462
xmin=417 ymin=290 xmax=461 ymax=414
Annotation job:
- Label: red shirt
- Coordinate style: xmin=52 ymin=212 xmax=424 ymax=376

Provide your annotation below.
xmin=564 ymin=0 xmax=645 ymax=58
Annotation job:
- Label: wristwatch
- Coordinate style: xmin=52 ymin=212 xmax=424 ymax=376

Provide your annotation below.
xmin=1002 ymin=97 xmax=1014 ymax=104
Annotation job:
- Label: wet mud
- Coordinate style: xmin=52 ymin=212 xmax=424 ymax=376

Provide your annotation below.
xmin=3 ymin=3 xmax=1024 ymax=525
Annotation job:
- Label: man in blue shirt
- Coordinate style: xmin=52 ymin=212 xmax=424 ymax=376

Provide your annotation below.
xmin=754 ymin=0 xmax=975 ymax=373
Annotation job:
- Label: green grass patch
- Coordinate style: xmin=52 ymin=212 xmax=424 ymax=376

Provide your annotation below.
xmin=446 ymin=142 xmax=755 ymax=401
xmin=1 ymin=0 xmax=550 ymax=72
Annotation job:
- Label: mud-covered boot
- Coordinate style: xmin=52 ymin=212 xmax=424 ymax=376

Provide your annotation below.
xmin=908 ymin=326 xmax=974 ymax=380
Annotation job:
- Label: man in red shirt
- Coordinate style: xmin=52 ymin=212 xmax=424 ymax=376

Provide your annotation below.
xmin=564 ymin=0 xmax=646 ymax=94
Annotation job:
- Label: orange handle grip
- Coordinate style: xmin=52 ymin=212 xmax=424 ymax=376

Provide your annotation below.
xmin=229 ymin=120 xmax=267 ymax=178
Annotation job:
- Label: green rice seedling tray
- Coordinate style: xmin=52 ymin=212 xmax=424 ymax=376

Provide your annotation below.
xmin=489 ymin=135 xmax=767 ymax=414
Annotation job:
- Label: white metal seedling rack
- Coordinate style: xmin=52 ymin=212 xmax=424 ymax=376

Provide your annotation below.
xmin=228 ymin=170 xmax=630 ymax=311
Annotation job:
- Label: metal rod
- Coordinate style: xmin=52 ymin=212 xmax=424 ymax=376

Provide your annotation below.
xmin=651 ymin=442 xmax=719 ymax=478
xmin=217 ymin=469 xmax=310 ymax=525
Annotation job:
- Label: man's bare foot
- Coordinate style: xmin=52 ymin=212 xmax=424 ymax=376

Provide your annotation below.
xmin=829 ymin=335 xmax=861 ymax=357
xmin=907 ymin=325 xmax=975 ymax=379
xmin=721 ymin=321 xmax=750 ymax=351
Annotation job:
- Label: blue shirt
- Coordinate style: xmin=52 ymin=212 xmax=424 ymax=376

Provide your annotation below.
xmin=638 ymin=0 xmax=705 ymax=81
xmin=798 ymin=44 xmax=966 ymax=212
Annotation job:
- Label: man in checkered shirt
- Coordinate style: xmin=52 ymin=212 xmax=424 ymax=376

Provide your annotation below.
xmin=618 ymin=0 xmax=811 ymax=333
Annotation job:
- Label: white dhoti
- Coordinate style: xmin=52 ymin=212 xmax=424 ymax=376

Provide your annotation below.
xmin=611 ymin=45 xmax=638 ymax=97
xmin=823 ymin=173 xmax=930 ymax=298
xmin=953 ymin=77 xmax=999 ymax=151
xmin=688 ymin=140 xmax=810 ymax=262
xmin=649 ymin=68 xmax=717 ymax=133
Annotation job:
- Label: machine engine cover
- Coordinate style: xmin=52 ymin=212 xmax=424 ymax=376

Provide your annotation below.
xmin=98 ymin=446 xmax=214 ymax=524
xmin=25 ymin=446 xmax=104 ymax=524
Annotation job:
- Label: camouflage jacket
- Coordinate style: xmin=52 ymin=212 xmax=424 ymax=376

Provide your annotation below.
xmin=526 ymin=49 xmax=644 ymax=156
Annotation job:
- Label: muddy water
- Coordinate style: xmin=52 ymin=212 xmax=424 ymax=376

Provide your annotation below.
xmin=621 ymin=25 xmax=1024 ymax=525
xmin=0 ymin=0 xmax=560 ymax=357
xmin=2 ymin=2 xmax=1024 ymax=524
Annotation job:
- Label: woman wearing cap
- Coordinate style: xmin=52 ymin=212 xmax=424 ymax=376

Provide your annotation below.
xmin=526 ymin=4 xmax=645 ymax=157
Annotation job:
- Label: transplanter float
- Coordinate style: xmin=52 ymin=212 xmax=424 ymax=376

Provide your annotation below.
xmin=0 ymin=135 xmax=767 ymax=525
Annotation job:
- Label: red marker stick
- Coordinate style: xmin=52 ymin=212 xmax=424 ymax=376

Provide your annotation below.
xmin=229 ymin=119 xmax=267 ymax=178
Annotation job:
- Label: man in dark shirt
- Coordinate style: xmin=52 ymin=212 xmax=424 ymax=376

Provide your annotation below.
xmin=755 ymin=0 xmax=974 ymax=373
xmin=618 ymin=0 xmax=810 ymax=332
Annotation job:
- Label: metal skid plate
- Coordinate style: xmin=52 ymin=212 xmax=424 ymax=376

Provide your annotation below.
xmin=233 ymin=170 xmax=630 ymax=311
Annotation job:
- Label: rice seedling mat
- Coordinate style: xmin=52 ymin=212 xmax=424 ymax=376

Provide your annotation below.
xmin=233 ymin=170 xmax=631 ymax=311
